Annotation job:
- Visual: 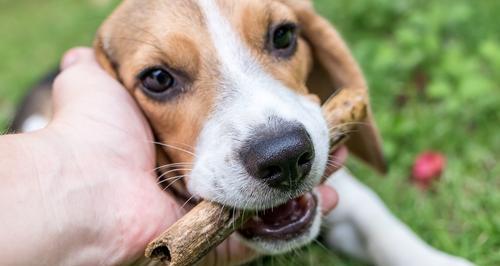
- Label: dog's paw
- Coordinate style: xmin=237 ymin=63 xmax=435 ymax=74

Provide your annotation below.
xmin=405 ymin=251 xmax=475 ymax=266
xmin=432 ymin=255 xmax=475 ymax=266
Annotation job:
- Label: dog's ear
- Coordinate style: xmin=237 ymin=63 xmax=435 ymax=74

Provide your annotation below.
xmin=280 ymin=0 xmax=387 ymax=174
xmin=93 ymin=33 xmax=120 ymax=80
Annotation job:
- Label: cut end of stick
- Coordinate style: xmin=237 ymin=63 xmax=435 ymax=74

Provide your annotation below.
xmin=145 ymin=201 xmax=253 ymax=266
xmin=147 ymin=243 xmax=172 ymax=264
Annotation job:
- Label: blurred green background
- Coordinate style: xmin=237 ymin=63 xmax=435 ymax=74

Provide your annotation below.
xmin=0 ymin=0 xmax=498 ymax=265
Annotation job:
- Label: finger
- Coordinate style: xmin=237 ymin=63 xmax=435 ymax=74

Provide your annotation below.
xmin=201 ymin=236 xmax=260 ymax=266
xmin=318 ymin=184 xmax=338 ymax=215
xmin=60 ymin=47 xmax=98 ymax=70
xmin=51 ymin=47 xmax=127 ymax=119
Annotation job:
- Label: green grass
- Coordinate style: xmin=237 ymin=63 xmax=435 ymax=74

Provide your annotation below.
xmin=1 ymin=0 xmax=499 ymax=265
xmin=0 ymin=0 xmax=118 ymax=129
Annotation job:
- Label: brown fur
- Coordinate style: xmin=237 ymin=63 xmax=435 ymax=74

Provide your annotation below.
xmin=94 ymin=0 xmax=386 ymax=175
xmin=95 ymin=0 xmax=214 ymax=169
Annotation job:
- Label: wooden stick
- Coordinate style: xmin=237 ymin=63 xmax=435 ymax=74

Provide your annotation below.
xmin=145 ymin=201 xmax=253 ymax=265
xmin=145 ymin=89 xmax=368 ymax=266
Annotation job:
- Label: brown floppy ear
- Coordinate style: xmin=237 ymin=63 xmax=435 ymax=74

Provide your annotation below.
xmin=93 ymin=33 xmax=120 ymax=80
xmin=280 ymin=0 xmax=388 ymax=174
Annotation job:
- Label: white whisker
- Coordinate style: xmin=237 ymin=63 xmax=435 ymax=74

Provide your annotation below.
xmin=152 ymin=162 xmax=193 ymax=172
xmin=162 ymin=176 xmax=187 ymax=191
xmin=157 ymin=168 xmax=192 ymax=180
xmin=151 ymin=141 xmax=197 ymax=157
xmin=157 ymin=174 xmax=187 ymax=185
xmin=181 ymin=195 xmax=196 ymax=209
xmin=327 ymin=121 xmax=369 ymax=130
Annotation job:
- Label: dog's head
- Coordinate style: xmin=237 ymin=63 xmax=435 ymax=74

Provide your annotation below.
xmin=94 ymin=0 xmax=385 ymax=254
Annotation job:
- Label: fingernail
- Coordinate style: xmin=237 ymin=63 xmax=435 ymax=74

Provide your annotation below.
xmin=61 ymin=50 xmax=79 ymax=69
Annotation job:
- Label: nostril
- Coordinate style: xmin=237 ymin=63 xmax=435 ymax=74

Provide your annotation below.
xmin=297 ymin=151 xmax=314 ymax=181
xmin=298 ymin=152 xmax=313 ymax=167
xmin=260 ymin=165 xmax=283 ymax=180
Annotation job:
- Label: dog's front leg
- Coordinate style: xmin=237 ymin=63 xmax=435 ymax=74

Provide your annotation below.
xmin=322 ymin=169 xmax=474 ymax=266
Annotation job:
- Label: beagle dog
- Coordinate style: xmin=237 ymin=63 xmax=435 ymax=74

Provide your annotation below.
xmin=12 ymin=0 xmax=474 ymax=265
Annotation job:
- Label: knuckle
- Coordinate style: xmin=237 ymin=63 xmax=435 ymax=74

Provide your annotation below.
xmin=53 ymin=65 xmax=95 ymax=91
xmin=52 ymin=71 xmax=71 ymax=93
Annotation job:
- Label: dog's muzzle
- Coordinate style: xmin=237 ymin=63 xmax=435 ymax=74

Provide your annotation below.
xmin=239 ymin=119 xmax=314 ymax=190
xmin=236 ymin=117 xmax=318 ymax=240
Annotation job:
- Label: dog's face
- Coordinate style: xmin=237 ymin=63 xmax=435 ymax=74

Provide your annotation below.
xmin=95 ymin=0 xmax=384 ymax=254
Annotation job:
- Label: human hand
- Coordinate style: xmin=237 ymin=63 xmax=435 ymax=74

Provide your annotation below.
xmin=0 ymin=47 xmax=344 ymax=266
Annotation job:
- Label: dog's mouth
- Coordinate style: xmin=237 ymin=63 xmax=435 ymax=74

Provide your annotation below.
xmin=168 ymin=173 xmax=319 ymax=240
xmin=238 ymin=192 xmax=317 ymax=240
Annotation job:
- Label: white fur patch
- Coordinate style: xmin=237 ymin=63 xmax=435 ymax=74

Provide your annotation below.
xmin=191 ymin=0 xmax=329 ymax=207
xmin=189 ymin=0 xmax=330 ymax=254
xmin=21 ymin=115 xmax=48 ymax=133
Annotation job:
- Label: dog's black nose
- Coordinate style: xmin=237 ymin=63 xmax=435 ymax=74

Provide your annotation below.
xmin=239 ymin=121 xmax=314 ymax=190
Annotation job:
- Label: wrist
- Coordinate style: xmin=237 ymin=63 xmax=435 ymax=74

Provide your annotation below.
xmin=0 ymin=130 xmax=120 ymax=265
xmin=0 ymin=131 xmax=65 ymax=265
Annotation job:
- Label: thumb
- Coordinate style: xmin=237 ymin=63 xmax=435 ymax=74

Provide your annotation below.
xmin=51 ymin=47 xmax=127 ymax=121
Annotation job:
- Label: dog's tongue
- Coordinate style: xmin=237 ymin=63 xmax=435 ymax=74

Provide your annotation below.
xmin=239 ymin=192 xmax=317 ymax=240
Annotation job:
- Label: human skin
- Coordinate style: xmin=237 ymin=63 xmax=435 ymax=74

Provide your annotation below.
xmin=0 ymin=48 xmax=344 ymax=266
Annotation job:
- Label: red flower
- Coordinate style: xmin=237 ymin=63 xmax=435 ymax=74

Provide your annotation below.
xmin=412 ymin=151 xmax=446 ymax=189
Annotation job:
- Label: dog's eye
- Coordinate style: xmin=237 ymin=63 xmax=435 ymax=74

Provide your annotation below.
xmin=140 ymin=68 xmax=174 ymax=94
xmin=268 ymin=23 xmax=298 ymax=58
xmin=273 ymin=25 xmax=295 ymax=49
